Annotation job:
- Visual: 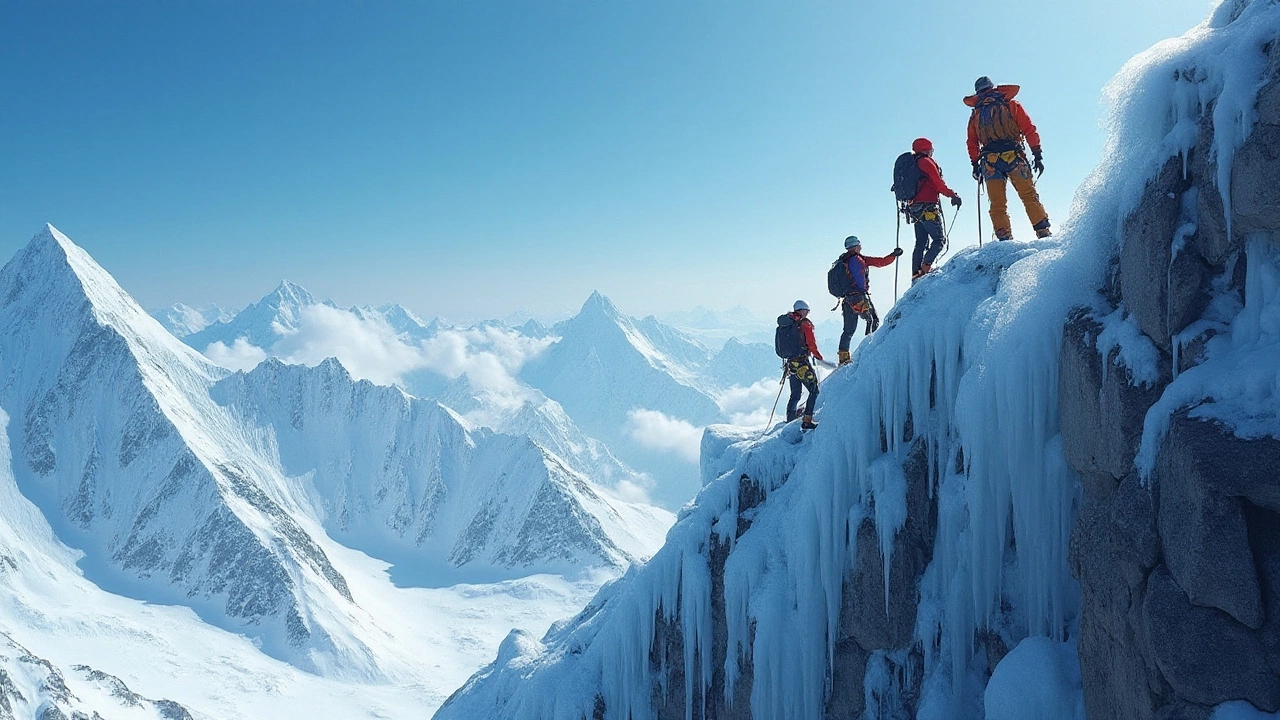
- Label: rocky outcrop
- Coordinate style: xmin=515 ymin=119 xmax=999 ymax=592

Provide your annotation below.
xmin=1064 ymin=36 xmax=1280 ymax=720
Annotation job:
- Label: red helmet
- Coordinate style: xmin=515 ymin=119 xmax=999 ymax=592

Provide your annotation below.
xmin=912 ymin=137 xmax=933 ymax=154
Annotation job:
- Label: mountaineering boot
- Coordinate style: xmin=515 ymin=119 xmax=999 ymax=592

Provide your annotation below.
xmin=1034 ymin=219 xmax=1053 ymax=238
xmin=912 ymin=262 xmax=932 ymax=281
xmin=838 ymin=350 xmax=851 ymax=366
xmin=801 ymin=415 xmax=818 ymax=431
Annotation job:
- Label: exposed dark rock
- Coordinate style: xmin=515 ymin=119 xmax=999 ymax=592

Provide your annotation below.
xmin=1059 ymin=310 xmax=1167 ymax=484
xmin=842 ymin=439 xmax=937 ymax=653
xmin=1231 ymin=61 xmax=1280 ymax=237
xmin=1144 ymin=566 xmax=1280 ymax=710
xmin=1156 ymin=434 xmax=1262 ymax=629
xmin=1162 ymin=410 xmax=1280 ymax=513
xmin=1119 ymin=156 xmax=1203 ymax=352
xmin=825 ymin=639 xmax=869 ymax=720
xmin=1070 ymin=479 xmax=1164 ymax=720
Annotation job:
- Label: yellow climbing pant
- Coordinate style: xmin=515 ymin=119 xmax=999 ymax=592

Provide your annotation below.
xmin=982 ymin=151 xmax=1049 ymax=240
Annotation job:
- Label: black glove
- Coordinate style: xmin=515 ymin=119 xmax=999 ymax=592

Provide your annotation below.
xmin=1031 ymin=146 xmax=1045 ymax=177
xmin=971 ymin=159 xmax=983 ymax=182
xmin=950 ymin=195 xmax=962 ymax=208
xmin=891 ymin=247 xmax=903 ymax=257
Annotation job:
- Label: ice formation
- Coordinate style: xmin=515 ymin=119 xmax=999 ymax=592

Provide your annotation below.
xmin=435 ymin=2 xmax=1280 ymax=717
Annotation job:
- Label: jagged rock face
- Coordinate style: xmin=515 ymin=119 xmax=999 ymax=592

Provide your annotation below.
xmin=0 ymin=633 xmax=194 ymax=720
xmin=0 ymin=229 xmax=354 ymax=661
xmin=1064 ymin=37 xmax=1280 ymax=720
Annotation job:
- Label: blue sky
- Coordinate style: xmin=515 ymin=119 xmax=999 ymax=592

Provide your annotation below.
xmin=1 ymin=0 xmax=1213 ymax=323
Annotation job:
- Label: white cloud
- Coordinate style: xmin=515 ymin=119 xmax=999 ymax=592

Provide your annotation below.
xmin=203 ymin=338 xmax=268 ymax=372
xmin=199 ymin=306 xmax=558 ymax=422
xmin=271 ymin=305 xmax=431 ymax=386
xmin=717 ymin=377 xmax=787 ymax=427
xmin=626 ymin=409 xmax=703 ymax=464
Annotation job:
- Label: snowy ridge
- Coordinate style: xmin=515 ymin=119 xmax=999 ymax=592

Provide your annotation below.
xmin=0 ymin=226 xmax=385 ymax=674
xmin=150 ymin=302 xmax=232 ymax=338
xmin=186 ymin=279 xmax=322 ymax=350
xmin=522 ymin=292 xmax=727 ymax=506
xmin=212 ymin=357 xmax=670 ymax=570
xmin=435 ymin=3 xmax=1280 ymax=717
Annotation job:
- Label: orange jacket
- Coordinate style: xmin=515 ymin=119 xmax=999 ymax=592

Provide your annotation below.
xmin=964 ymin=85 xmax=1041 ymax=161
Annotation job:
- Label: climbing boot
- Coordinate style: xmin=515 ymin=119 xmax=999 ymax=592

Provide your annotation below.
xmin=911 ymin=262 xmax=931 ymax=281
xmin=838 ymin=350 xmax=851 ymax=366
xmin=801 ymin=415 xmax=818 ymax=431
xmin=1033 ymin=220 xmax=1053 ymax=238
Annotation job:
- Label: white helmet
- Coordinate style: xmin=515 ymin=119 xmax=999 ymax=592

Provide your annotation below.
xmin=844 ymin=235 xmax=861 ymax=249
xmin=793 ymin=300 xmax=810 ymax=312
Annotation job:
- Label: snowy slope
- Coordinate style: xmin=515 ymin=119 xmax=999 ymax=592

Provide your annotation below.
xmin=211 ymin=357 xmax=671 ymax=572
xmin=521 ymin=293 xmax=728 ymax=506
xmin=0 ymin=394 xmax=626 ymax=717
xmin=437 ymin=374 xmax=647 ymax=494
xmin=185 ymin=279 xmax=322 ymax=351
xmin=435 ymin=3 xmax=1280 ymax=717
xmin=0 ymin=227 xmax=384 ymax=674
xmin=0 ymin=227 xmax=674 ymax=686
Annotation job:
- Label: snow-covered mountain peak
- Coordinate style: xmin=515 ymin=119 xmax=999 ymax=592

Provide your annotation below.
xmin=577 ymin=290 xmax=624 ymax=323
xmin=270 ymin=279 xmax=315 ymax=306
xmin=4 ymin=225 xmax=221 ymax=378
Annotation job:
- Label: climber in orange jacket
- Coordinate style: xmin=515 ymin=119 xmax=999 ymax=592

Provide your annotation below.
xmin=965 ymin=76 xmax=1052 ymax=241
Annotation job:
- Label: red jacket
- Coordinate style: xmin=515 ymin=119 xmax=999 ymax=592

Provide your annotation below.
xmin=964 ymin=85 xmax=1042 ymax=161
xmin=911 ymin=156 xmax=957 ymax=204
xmin=789 ymin=312 xmax=823 ymax=361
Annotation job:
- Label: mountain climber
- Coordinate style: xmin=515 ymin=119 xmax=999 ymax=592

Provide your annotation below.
xmin=904 ymin=138 xmax=961 ymax=280
xmin=776 ymin=300 xmax=823 ymax=430
xmin=831 ymin=236 xmax=901 ymax=365
xmin=965 ymin=76 xmax=1052 ymax=240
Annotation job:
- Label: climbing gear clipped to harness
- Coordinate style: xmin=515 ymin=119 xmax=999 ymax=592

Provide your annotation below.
xmin=774 ymin=313 xmax=804 ymax=359
xmin=892 ymin=152 xmax=925 ymax=204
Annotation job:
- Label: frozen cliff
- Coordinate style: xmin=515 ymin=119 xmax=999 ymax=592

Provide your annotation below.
xmin=434 ymin=1 xmax=1280 ymax=717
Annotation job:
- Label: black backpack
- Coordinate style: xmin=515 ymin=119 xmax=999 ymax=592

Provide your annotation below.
xmin=775 ymin=314 xmax=804 ymax=359
xmin=827 ymin=252 xmax=856 ymax=298
xmin=891 ymin=152 xmax=924 ymax=203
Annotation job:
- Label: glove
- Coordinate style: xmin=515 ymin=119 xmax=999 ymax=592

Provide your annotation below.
xmin=1031 ymin=146 xmax=1045 ymax=177
xmin=950 ymin=195 xmax=962 ymax=208
xmin=891 ymin=247 xmax=903 ymax=257
xmin=971 ymin=159 xmax=983 ymax=182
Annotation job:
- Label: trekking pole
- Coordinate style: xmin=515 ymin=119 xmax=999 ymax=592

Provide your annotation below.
xmin=761 ymin=366 xmax=789 ymax=437
xmin=893 ymin=203 xmax=901 ymax=303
